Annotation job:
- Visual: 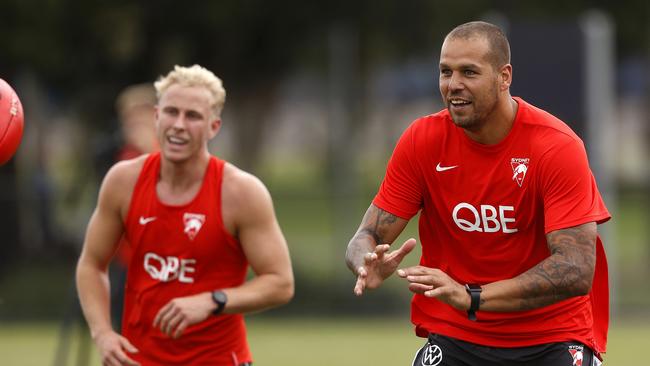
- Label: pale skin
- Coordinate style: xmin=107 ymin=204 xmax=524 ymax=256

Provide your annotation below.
xmin=120 ymin=104 xmax=157 ymax=154
xmin=76 ymin=84 xmax=293 ymax=366
xmin=345 ymin=34 xmax=598 ymax=313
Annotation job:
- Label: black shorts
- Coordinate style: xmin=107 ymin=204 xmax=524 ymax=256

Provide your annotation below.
xmin=412 ymin=333 xmax=602 ymax=366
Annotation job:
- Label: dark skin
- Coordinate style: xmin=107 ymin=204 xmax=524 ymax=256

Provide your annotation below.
xmin=345 ymin=205 xmax=413 ymax=296
xmin=345 ymin=32 xmax=598 ymax=312
xmin=514 ymin=225 xmax=596 ymax=310
xmin=346 ymin=204 xmax=596 ymax=313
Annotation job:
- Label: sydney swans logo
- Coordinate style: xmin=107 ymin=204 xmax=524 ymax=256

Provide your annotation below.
xmin=183 ymin=213 xmax=206 ymax=240
xmin=510 ymin=158 xmax=530 ymax=187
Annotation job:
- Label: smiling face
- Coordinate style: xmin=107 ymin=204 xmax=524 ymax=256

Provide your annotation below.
xmin=155 ymin=84 xmax=221 ymax=163
xmin=439 ymin=35 xmax=509 ymax=131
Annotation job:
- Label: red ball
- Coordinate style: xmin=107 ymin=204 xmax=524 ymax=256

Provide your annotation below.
xmin=0 ymin=78 xmax=24 ymax=165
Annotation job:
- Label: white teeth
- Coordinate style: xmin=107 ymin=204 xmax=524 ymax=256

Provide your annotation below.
xmin=168 ymin=136 xmax=186 ymax=144
xmin=450 ymin=99 xmax=470 ymax=105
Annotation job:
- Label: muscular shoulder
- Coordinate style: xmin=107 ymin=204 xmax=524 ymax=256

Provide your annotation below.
xmin=517 ymin=98 xmax=583 ymax=147
xmin=222 ymin=163 xmax=274 ymax=231
xmin=103 ymin=155 xmax=146 ymax=189
xmin=409 ymin=110 xmax=450 ymax=133
xmin=99 ymin=155 xmax=148 ymax=216
xmin=401 ymin=110 xmax=454 ymax=149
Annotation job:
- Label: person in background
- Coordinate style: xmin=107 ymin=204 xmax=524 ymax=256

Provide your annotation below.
xmin=111 ymin=83 xmax=158 ymax=332
xmin=114 ymin=83 xmax=158 ymax=161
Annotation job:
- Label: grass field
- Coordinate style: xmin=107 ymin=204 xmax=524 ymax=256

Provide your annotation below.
xmin=0 ymin=317 xmax=646 ymax=365
xmin=0 ymin=180 xmax=647 ymax=365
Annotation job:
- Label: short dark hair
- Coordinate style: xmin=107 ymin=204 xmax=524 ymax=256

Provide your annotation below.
xmin=446 ymin=21 xmax=510 ymax=69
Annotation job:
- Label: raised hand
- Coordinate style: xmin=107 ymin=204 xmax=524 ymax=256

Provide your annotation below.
xmin=354 ymin=238 xmax=416 ymax=296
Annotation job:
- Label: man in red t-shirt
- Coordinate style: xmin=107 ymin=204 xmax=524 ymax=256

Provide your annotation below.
xmin=77 ymin=65 xmax=294 ymax=365
xmin=345 ymin=21 xmax=610 ymax=366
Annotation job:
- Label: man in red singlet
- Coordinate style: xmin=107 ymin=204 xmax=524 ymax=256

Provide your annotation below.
xmin=345 ymin=21 xmax=610 ymax=366
xmin=77 ymin=65 xmax=294 ymax=366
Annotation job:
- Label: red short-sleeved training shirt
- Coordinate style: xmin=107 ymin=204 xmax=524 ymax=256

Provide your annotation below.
xmin=373 ymin=97 xmax=611 ymax=353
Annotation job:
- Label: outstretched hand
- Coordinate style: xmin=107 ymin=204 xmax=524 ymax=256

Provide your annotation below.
xmin=354 ymin=238 xmax=416 ymax=296
xmin=397 ymin=265 xmax=470 ymax=311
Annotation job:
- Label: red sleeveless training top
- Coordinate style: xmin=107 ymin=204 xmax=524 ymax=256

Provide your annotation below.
xmin=122 ymin=152 xmax=251 ymax=365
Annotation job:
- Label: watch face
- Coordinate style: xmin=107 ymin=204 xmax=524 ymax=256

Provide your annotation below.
xmin=212 ymin=291 xmax=227 ymax=315
xmin=212 ymin=290 xmax=227 ymax=305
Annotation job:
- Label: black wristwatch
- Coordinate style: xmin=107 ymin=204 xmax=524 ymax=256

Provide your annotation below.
xmin=211 ymin=290 xmax=228 ymax=315
xmin=465 ymin=284 xmax=482 ymax=321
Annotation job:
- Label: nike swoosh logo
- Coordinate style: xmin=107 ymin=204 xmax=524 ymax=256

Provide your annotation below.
xmin=436 ymin=163 xmax=459 ymax=172
xmin=139 ymin=216 xmax=157 ymax=225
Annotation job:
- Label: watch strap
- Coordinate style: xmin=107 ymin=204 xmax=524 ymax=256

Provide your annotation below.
xmin=211 ymin=290 xmax=227 ymax=315
xmin=465 ymin=284 xmax=481 ymax=321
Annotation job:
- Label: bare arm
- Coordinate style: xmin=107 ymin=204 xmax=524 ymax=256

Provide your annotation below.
xmin=76 ymin=161 xmax=141 ymax=365
xmin=399 ymin=222 xmax=597 ymax=313
xmin=154 ymin=166 xmax=294 ymax=338
xmin=345 ymin=204 xmax=415 ymax=295
xmin=481 ymin=222 xmax=597 ymax=311
xmin=220 ymin=170 xmax=294 ymax=313
xmin=346 ymin=204 xmax=408 ymax=272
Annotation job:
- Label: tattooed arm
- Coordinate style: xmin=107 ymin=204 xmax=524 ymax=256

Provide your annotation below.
xmin=479 ymin=222 xmax=597 ymax=311
xmin=345 ymin=204 xmax=416 ymax=295
xmin=398 ymin=222 xmax=597 ymax=312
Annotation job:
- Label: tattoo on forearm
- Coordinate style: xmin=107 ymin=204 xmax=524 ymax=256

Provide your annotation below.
xmin=346 ymin=206 xmax=401 ymax=273
xmin=355 ymin=207 xmax=397 ymax=245
xmin=515 ymin=223 xmax=596 ymax=310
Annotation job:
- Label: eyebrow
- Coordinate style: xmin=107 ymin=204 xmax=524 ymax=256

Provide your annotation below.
xmin=439 ymin=62 xmax=482 ymax=69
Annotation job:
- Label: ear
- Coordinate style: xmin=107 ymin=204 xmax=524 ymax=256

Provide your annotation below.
xmin=500 ymin=64 xmax=513 ymax=91
xmin=209 ymin=118 xmax=222 ymax=139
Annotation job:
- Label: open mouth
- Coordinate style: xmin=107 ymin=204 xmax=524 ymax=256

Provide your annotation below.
xmin=167 ymin=135 xmax=188 ymax=146
xmin=449 ymin=98 xmax=472 ymax=109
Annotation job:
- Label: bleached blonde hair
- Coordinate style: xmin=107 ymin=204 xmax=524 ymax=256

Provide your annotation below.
xmin=154 ymin=64 xmax=226 ymax=118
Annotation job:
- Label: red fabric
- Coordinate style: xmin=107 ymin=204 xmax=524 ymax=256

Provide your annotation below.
xmin=114 ymin=144 xmax=147 ymax=267
xmin=591 ymin=236 xmax=609 ymax=354
xmin=117 ymin=144 xmax=144 ymax=162
xmin=114 ymin=235 xmax=132 ymax=267
xmin=122 ymin=152 xmax=251 ymax=365
xmin=373 ymin=97 xmax=611 ymax=352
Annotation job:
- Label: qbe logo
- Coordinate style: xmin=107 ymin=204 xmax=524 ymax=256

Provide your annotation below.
xmin=452 ymin=202 xmax=518 ymax=234
xmin=144 ymin=252 xmax=196 ymax=283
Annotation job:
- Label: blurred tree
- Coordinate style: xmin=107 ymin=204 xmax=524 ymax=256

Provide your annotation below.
xmin=0 ymin=0 xmax=648 ymax=256
xmin=0 ymin=162 xmax=19 ymax=273
xmin=2 ymin=0 xmax=646 ymax=158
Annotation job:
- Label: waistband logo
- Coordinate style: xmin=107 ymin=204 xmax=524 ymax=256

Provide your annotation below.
xmin=421 ymin=343 xmax=442 ymax=366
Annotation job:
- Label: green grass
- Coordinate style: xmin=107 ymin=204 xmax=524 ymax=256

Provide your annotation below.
xmin=0 ymin=183 xmax=647 ymax=365
xmin=0 ymin=317 xmax=646 ymax=365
